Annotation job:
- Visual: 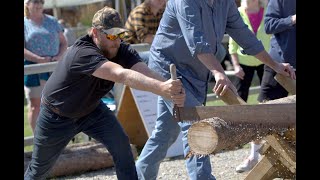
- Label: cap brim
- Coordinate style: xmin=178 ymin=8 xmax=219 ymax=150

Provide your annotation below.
xmin=102 ymin=27 xmax=129 ymax=35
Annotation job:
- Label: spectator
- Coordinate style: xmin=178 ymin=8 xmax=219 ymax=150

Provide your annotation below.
xmin=229 ymin=0 xmax=270 ymax=102
xmin=236 ymin=0 xmax=296 ymax=173
xmin=258 ymin=0 xmax=296 ymax=101
xmin=58 ymin=19 xmax=77 ymax=47
xmin=135 ymin=0 xmax=295 ymax=179
xmin=124 ymin=0 xmax=166 ymax=64
xmin=24 ymin=0 xmax=67 ymax=133
xmin=24 ymin=6 xmax=185 ymax=180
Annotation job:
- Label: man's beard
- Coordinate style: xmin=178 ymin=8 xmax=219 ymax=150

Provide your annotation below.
xmin=103 ymin=47 xmax=119 ymax=59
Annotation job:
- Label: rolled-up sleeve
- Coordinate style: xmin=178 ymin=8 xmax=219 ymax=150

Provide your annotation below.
xmin=175 ymin=0 xmax=214 ymax=58
xmin=225 ymin=1 xmax=264 ymax=56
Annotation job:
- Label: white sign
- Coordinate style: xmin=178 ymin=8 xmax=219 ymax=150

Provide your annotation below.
xmin=130 ymin=88 xmax=184 ymax=158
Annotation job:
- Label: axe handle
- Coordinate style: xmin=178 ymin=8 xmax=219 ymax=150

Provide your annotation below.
xmin=274 ymin=73 xmax=296 ymax=95
xmin=170 ymin=64 xmax=181 ymax=121
xmin=170 ymin=64 xmax=177 ymax=80
xmin=218 ymin=87 xmax=247 ymax=105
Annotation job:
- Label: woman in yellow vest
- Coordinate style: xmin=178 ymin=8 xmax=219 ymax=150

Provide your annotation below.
xmin=228 ymin=0 xmax=270 ymax=173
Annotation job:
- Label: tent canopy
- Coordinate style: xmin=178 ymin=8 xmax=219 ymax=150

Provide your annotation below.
xmin=42 ymin=0 xmax=106 ymax=9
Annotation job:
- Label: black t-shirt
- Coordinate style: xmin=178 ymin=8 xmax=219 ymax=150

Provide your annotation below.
xmin=42 ymin=34 xmax=142 ymax=118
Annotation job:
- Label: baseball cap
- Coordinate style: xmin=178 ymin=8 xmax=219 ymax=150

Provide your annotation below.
xmin=92 ymin=6 xmax=128 ymax=35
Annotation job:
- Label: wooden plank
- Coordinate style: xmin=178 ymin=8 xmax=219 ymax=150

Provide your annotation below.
xmin=274 ymin=73 xmax=296 ymax=95
xmin=24 ymin=62 xmax=58 ymax=75
xmin=264 ymin=135 xmax=296 ymax=173
xmin=245 ymin=155 xmax=278 ymax=180
xmin=116 ymin=86 xmax=149 ymax=148
xmin=24 ymin=44 xmax=152 ymax=75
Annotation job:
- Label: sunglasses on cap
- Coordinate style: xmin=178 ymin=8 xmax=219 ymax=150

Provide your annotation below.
xmin=100 ymin=30 xmax=126 ymax=41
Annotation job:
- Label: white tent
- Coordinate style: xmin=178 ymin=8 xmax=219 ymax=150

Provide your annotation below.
xmin=24 ymin=0 xmax=136 ymax=22
xmin=42 ymin=0 xmax=106 ymax=9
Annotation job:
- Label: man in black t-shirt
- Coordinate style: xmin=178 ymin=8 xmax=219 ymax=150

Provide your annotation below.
xmin=24 ymin=6 xmax=185 ymax=180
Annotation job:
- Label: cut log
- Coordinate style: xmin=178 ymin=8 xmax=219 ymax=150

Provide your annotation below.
xmin=274 ymin=73 xmax=296 ymax=95
xmin=187 ymin=95 xmax=296 ymax=155
xmin=218 ymin=87 xmax=247 ymax=105
xmin=24 ymin=141 xmax=138 ymax=178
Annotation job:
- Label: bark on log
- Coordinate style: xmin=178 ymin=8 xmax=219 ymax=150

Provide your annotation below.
xmin=24 ymin=141 xmax=138 ymax=178
xmin=187 ymin=95 xmax=296 ymax=156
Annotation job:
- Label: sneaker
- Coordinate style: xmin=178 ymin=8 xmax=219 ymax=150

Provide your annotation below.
xmin=235 ymin=158 xmax=259 ymax=173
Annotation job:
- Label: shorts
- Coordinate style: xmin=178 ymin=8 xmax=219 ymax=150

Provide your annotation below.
xmin=24 ymin=80 xmax=46 ymax=104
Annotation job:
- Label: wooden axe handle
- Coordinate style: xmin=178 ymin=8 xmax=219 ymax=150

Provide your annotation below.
xmin=170 ymin=64 xmax=177 ymax=80
xmin=274 ymin=73 xmax=296 ymax=95
xmin=170 ymin=64 xmax=181 ymax=121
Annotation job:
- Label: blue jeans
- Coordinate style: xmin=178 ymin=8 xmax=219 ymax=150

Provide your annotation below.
xmin=24 ymin=101 xmax=137 ymax=180
xmin=138 ymin=51 xmax=150 ymax=65
xmin=136 ymin=90 xmax=216 ymax=180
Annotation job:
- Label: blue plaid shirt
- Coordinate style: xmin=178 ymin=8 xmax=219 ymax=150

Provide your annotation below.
xmin=148 ymin=0 xmax=265 ymax=104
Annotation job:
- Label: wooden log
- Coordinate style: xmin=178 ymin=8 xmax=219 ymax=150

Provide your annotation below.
xmin=217 ymin=87 xmax=247 ymax=105
xmin=187 ymin=95 xmax=296 ymax=155
xmin=274 ymin=73 xmax=296 ymax=95
xmin=24 ymin=141 xmax=138 ymax=178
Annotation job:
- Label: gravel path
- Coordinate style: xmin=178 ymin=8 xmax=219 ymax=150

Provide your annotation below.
xmin=50 ymin=147 xmax=253 ymax=180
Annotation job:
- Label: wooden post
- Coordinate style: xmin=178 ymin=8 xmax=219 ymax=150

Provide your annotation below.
xmin=274 ymin=73 xmax=296 ymax=95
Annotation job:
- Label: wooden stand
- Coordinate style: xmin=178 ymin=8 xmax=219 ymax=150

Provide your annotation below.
xmin=116 ymin=85 xmax=184 ymax=157
xmin=244 ymin=134 xmax=296 ymax=180
xmin=116 ymin=86 xmax=149 ymax=148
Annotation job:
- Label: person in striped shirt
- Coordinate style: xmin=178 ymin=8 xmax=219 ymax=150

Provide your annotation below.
xmin=124 ymin=0 xmax=166 ymax=64
xmin=124 ymin=0 xmax=166 ymax=44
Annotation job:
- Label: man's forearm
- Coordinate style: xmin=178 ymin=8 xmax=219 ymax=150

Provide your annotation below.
xmin=121 ymin=68 xmax=164 ymax=95
xmin=197 ymin=53 xmax=226 ymax=75
xmin=131 ymin=62 xmax=167 ymax=82
xmin=254 ymin=50 xmax=278 ymax=69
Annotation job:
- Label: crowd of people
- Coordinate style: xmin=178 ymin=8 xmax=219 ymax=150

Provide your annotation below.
xmin=24 ymin=0 xmax=296 ymax=179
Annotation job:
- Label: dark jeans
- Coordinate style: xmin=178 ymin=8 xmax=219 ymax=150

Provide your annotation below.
xmin=258 ymin=65 xmax=289 ymax=102
xmin=233 ymin=64 xmax=264 ymax=102
xmin=24 ymin=101 xmax=138 ymax=180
